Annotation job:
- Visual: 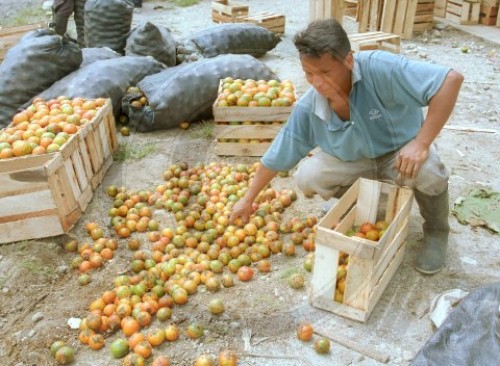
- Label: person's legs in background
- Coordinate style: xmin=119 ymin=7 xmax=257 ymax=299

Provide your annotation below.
xmin=52 ymin=0 xmax=74 ymax=36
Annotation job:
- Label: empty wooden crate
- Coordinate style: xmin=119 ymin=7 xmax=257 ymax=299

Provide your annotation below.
xmin=212 ymin=0 xmax=249 ymax=23
xmin=241 ymin=13 xmax=286 ymax=34
xmin=349 ymin=31 xmax=401 ymax=53
xmin=0 ymin=99 xmax=118 ymax=244
xmin=446 ymin=0 xmax=481 ymax=24
xmin=310 ymin=178 xmax=414 ymax=322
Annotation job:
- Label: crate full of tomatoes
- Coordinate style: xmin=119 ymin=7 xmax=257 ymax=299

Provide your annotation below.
xmin=0 ymin=97 xmax=118 ymax=244
xmin=212 ymin=77 xmax=296 ymax=156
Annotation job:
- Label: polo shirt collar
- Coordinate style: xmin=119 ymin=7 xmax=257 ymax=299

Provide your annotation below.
xmin=313 ymin=56 xmax=362 ymax=122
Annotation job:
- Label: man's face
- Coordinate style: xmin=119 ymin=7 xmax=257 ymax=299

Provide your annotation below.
xmin=300 ymin=52 xmax=352 ymax=100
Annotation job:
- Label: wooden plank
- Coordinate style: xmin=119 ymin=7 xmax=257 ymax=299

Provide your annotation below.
xmin=90 ymin=155 xmax=113 ymax=190
xmin=366 ymin=242 xmax=406 ymax=315
xmin=471 ymin=2 xmax=481 ymax=20
xmin=215 ymin=124 xmax=282 ymax=139
xmin=319 ymin=180 xmax=359 ymax=229
xmin=310 ymin=243 xmax=340 ymax=301
xmin=63 ymin=157 xmax=82 ymax=201
xmin=214 ymin=142 xmax=271 ymax=156
xmin=359 ymin=0 xmax=371 ymax=31
xmin=434 ymin=0 xmax=448 ymax=17
xmin=371 ymin=221 xmax=408 ymax=287
xmin=497 ymin=6 xmax=500 ymax=24
xmin=310 ymin=294 xmax=368 ymax=322
xmin=343 ymin=255 xmax=373 ymax=310
xmin=0 ymin=153 xmax=54 ymax=175
xmin=381 ymin=0 xmax=398 ymax=31
xmin=413 ymin=22 xmax=434 ymax=30
xmin=414 ymin=13 xmax=435 ymax=21
xmin=70 ymin=149 xmax=90 ymax=193
xmin=213 ymin=105 xmax=294 ymax=122
xmin=356 ymin=179 xmax=381 ymax=225
xmin=0 ymin=190 xmax=56 ymax=217
xmin=334 ymin=204 xmax=357 ymax=233
xmin=314 ymin=327 xmax=391 ymax=363
xmin=369 ymin=0 xmax=381 ymax=30
xmin=403 ymin=0 xmax=419 ymax=39
xmin=316 ymin=230 xmax=376 ymax=259
xmin=0 ymin=214 xmax=64 ymax=244
xmin=394 ymin=0 xmax=409 ymax=34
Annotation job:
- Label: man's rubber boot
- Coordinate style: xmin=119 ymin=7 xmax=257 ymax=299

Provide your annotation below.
xmin=414 ymin=188 xmax=450 ymax=275
xmin=53 ymin=14 xmax=69 ymax=36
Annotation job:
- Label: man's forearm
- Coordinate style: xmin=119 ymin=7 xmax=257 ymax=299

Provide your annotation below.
xmin=242 ymin=163 xmax=278 ymax=203
xmin=416 ymin=70 xmax=464 ymax=148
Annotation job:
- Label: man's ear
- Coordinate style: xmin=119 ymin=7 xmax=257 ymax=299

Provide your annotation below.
xmin=344 ymin=51 xmax=354 ymax=69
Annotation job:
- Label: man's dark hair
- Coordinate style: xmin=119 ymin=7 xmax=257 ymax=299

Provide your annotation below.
xmin=293 ymin=19 xmax=351 ymax=61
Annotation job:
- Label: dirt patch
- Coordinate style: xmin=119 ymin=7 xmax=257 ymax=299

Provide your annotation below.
xmin=1 ymin=1 xmax=499 ymax=366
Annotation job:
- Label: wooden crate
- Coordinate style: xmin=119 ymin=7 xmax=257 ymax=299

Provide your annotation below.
xmin=0 ymin=22 xmax=46 ymax=62
xmin=434 ymin=0 xmax=448 ymax=16
xmin=309 ymin=178 xmax=414 ymax=322
xmin=446 ymin=0 xmax=480 ymax=24
xmin=349 ymin=31 xmax=401 ymax=53
xmin=214 ymin=121 xmax=284 ymax=156
xmin=479 ymin=4 xmax=498 ymax=25
xmin=0 ymin=100 xmax=118 ymax=244
xmin=309 ymin=0 xmax=345 ymax=23
xmin=345 ymin=0 xmax=359 ymax=18
xmin=240 ymin=13 xmax=286 ymax=34
xmin=212 ymin=0 xmax=249 ymax=23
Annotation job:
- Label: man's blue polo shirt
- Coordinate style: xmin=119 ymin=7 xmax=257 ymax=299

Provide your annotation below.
xmin=261 ymin=51 xmax=452 ymax=171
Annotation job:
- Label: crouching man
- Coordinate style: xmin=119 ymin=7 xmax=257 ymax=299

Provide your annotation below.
xmin=230 ymin=19 xmax=463 ymax=275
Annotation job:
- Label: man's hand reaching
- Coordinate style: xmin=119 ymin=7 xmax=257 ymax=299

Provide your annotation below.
xmin=229 ymin=197 xmax=254 ymax=225
xmin=395 ymin=139 xmax=429 ymax=179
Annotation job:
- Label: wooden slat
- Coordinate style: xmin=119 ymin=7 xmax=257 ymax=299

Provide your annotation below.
xmin=0 ymin=153 xmax=54 ymax=175
xmin=355 ymin=179 xmax=381 ymax=225
xmin=402 ymin=0 xmax=418 ymax=43
xmin=0 ymin=215 xmax=64 ymax=243
xmin=215 ymin=124 xmax=282 ymax=139
xmin=310 ymin=243 xmax=340 ymax=301
xmin=310 ymin=294 xmax=369 ymax=322
xmin=90 ymin=155 xmax=113 ymax=190
xmin=343 ymin=255 xmax=373 ymax=310
xmin=70 ymin=149 xmax=90 ymax=192
xmin=0 ymin=190 xmax=56 ymax=217
xmin=63 ymin=157 xmax=82 ymax=200
xmin=381 ymin=0 xmax=398 ymax=30
xmin=213 ymin=105 xmax=294 ymax=122
xmin=319 ymin=180 xmax=359 ymax=228
xmin=316 ymin=230 xmax=376 ymax=259
xmin=394 ymin=0 xmax=409 ymax=34
xmin=371 ymin=221 xmax=408 ymax=287
xmin=366 ymin=242 xmax=406 ymax=315
xmin=214 ymin=142 xmax=271 ymax=156
xmin=359 ymin=0 xmax=371 ymax=30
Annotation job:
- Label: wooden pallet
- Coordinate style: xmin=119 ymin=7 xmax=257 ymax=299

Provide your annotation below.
xmin=479 ymin=4 xmax=498 ymax=25
xmin=309 ymin=0 xmax=345 ymax=23
xmin=0 ymin=22 xmax=46 ymax=62
xmin=0 ymin=99 xmax=117 ymax=244
xmin=212 ymin=0 xmax=249 ymax=23
xmin=240 ymin=12 xmax=286 ymax=34
xmin=446 ymin=0 xmax=480 ymax=24
xmin=309 ymin=178 xmax=413 ymax=322
xmin=349 ymin=31 xmax=401 ymax=53
xmin=359 ymin=0 xmax=435 ymax=39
